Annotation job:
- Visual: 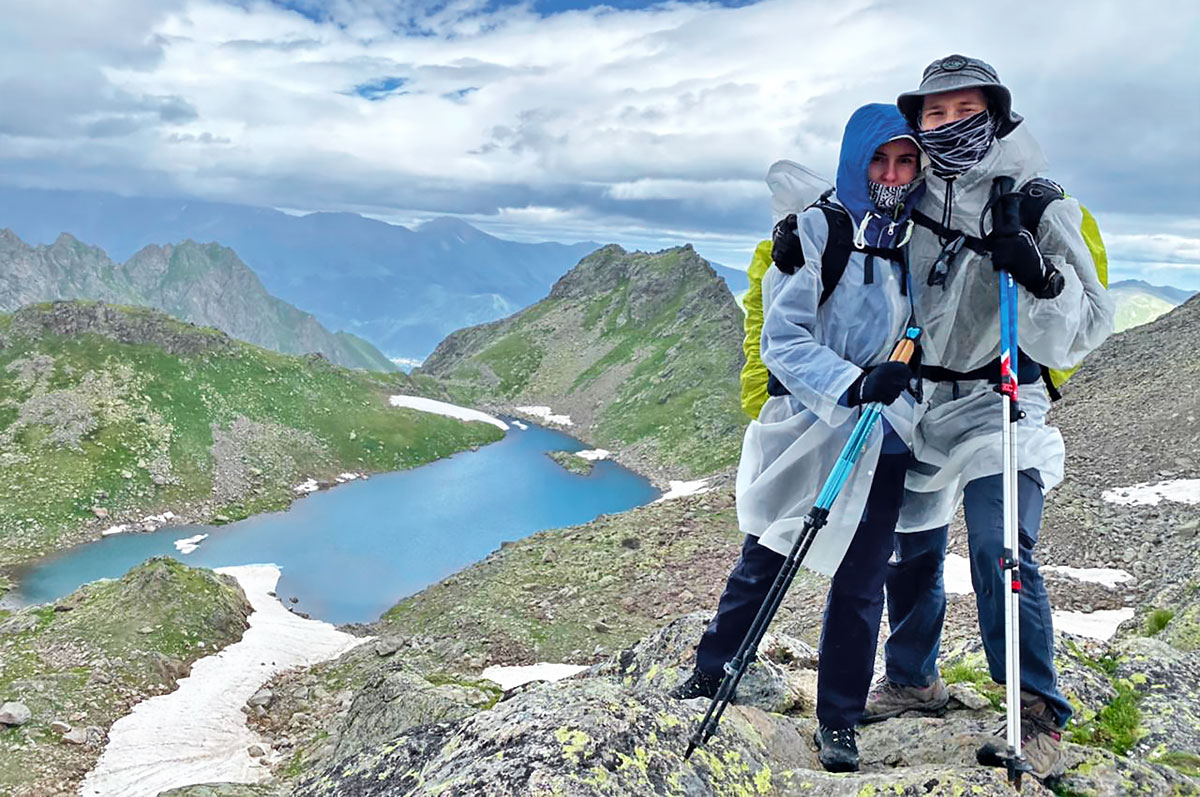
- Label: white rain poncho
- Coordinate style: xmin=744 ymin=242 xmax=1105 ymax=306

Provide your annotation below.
xmin=736 ymin=101 xmax=929 ymax=576
xmin=897 ymin=126 xmax=1115 ymax=532
xmin=737 ymin=214 xmax=922 ymax=575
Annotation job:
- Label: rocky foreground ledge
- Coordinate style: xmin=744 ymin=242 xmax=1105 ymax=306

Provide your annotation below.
xmin=207 ymin=614 xmax=1194 ymax=797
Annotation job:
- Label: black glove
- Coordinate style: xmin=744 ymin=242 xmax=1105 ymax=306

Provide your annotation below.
xmin=846 ymin=361 xmax=912 ymax=407
xmin=991 ymin=229 xmax=1064 ymax=299
xmin=771 ymin=214 xmax=804 ymax=274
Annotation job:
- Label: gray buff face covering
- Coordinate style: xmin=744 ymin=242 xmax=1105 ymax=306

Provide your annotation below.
xmin=917 ymin=110 xmax=997 ymax=176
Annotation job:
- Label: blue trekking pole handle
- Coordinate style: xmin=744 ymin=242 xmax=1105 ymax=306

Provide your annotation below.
xmin=814 ymin=325 xmax=922 ymax=510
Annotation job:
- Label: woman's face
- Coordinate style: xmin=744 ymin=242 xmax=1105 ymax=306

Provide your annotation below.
xmin=868 ymin=138 xmax=920 ymax=186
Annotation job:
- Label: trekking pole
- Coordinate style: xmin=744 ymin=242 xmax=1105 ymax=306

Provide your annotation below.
xmin=684 ymin=326 xmax=921 ymax=760
xmin=983 ymin=176 xmax=1032 ymax=788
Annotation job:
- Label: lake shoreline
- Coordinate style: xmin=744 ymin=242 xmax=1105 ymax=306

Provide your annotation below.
xmin=2 ymin=410 xmax=666 ymax=620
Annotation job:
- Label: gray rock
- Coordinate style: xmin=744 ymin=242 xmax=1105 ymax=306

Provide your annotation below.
xmin=50 ymin=720 xmax=71 ymax=734
xmin=62 ymin=727 xmax=89 ymax=744
xmin=0 ymin=701 xmax=31 ymax=726
xmin=947 ymin=682 xmax=992 ymax=711
xmin=331 ymin=665 xmax=499 ymax=763
xmin=247 ymin=688 xmax=273 ymax=708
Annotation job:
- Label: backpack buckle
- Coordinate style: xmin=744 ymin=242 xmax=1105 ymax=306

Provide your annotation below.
xmin=927 ymin=235 xmax=966 ymax=288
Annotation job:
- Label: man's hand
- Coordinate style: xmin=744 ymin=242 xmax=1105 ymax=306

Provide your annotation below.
xmin=771 ymin=214 xmax=804 ymax=274
xmin=846 ymin=361 xmax=912 ymax=407
xmin=991 ymin=229 xmax=1064 ymax=299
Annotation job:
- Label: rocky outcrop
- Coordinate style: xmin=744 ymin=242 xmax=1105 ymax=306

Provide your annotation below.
xmin=291 ymin=614 xmax=1196 ymax=795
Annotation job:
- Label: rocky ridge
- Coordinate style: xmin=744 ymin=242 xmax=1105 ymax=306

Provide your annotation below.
xmin=0 ymin=230 xmax=394 ymax=371
xmin=418 ymin=244 xmax=747 ymax=482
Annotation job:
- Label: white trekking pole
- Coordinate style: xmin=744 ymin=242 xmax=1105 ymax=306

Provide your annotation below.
xmin=987 ymin=176 xmax=1031 ymax=788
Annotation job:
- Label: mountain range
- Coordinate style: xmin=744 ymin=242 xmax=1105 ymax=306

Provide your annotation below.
xmin=1108 ymin=279 xmax=1197 ymax=332
xmin=0 ymin=230 xmax=395 ymax=371
xmin=0 ymin=186 xmax=602 ymax=362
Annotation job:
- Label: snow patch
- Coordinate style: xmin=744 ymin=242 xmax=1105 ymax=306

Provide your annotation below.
xmin=943 ymin=553 xmax=974 ymax=595
xmin=101 ymin=524 xmax=128 ymax=537
xmin=80 ymin=564 xmax=367 ymax=797
xmin=654 ymin=479 xmax=711 ymax=502
xmin=292 ymin=478 xmax=320 ymax=495
xmin=516 ymin=405 xmax=573 ymax=426
xmin=174 ymin=534 xmax=209 ymax=555
xmin=1043 ymin=565 xmax=1134 ymax=589
xmin=575 ymin=449 xmax=611 ymax=461
xmin=512 ymin=420 xmax=528 ymax=430
xmin=389 ymin=395 xmax=508 ymax=431
xmin=334 ymin=472 xmax=363 ymax=483
xmin=1053 ymin=608 xmax=1135 ymax=641
xmin=480 ymin=663 xmax=589 ymax=691
xmin=1101 ymin=479 xmax=1200 ymax=506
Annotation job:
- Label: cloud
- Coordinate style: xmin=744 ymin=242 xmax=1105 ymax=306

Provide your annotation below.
xmin=0 ymin=0 xmax=1197 ymax=284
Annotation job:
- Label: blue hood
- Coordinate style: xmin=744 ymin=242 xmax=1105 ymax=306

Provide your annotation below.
xmin=835 ymin=103 xmax=923 ymax=247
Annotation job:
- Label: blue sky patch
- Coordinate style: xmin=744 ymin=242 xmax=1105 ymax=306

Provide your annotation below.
xmin=352 ymin=76 xmax=410 ymax=101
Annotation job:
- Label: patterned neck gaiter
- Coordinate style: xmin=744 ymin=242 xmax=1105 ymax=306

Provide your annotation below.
xmin=917 ymin=110 xmax=997 ymax=177
xmin=868 ymin=180 xmax=913 ymax=210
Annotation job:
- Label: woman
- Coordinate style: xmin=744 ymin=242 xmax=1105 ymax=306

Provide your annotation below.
xmin=670 ymin=103 xmax=925 ymax=774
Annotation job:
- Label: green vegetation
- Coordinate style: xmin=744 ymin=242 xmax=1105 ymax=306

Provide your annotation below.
xmin=1144 ymin=608 xmax=1176 ymax=636
xmin=381 ymin=487 xmax=744 ymax=667
xmin=1068 ymin=678 xmax=1144 ymax=756
xmin=940 ymin=656 xmax=1005 ymax=711
xmin=1150 ymin=750 xmax=1200 ymax=778
xmin=0 ymin=303 xmax=502 ymax=578
xmin=546 ymin=450 xmax=594 ymax=476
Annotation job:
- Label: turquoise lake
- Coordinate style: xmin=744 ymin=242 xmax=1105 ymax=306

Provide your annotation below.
xmin=10 ymin=420 xmax=660 ymax=625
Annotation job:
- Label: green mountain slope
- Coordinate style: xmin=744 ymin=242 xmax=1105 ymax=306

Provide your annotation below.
xmin=0 ymin=301 xmax=502 ymax=579
xmin=1108 ymin=279 xmax=1196 ymax=332
xmin=0 ymin=230 xmax=395 ymax=372
xmin=418 ymin=245 xmax=746 ymax=478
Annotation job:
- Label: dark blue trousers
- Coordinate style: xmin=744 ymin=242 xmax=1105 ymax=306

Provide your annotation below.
xmin=884 ymin=470 xmax=1073 ymax=727
xmin=695 ymin=448 xmax=912 ymax=729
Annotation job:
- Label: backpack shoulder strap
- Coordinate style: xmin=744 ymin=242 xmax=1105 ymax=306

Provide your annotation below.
xmin=1018 ymin=177 xmax=1066 ymax=236
xmin=817 ymin=202 xmax=853 ymax=306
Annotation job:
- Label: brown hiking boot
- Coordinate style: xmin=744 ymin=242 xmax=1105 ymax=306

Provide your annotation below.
xmin=976 ymin=698 xmax=1067 ymax=781
xmin=861 ymin=678 xmax=950 ymax=723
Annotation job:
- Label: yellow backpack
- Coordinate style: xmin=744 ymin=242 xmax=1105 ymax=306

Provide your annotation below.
xmin=1045 ymin=203 xmax=1108 ymax=393
xmin=740 ymin=240 xmax=774 ymax=418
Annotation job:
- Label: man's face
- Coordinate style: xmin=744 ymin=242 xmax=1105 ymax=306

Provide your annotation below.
xmin=920 ymin=88 xmax=989 ymax=131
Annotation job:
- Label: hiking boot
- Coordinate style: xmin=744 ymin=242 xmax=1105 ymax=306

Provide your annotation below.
xmin=861 ymin=678 xmax=950 ymax=723
xmin=813 ymin=725 xmax=860 ymax=772
xmin=976 ymin=698 xmax=1067 ymax=781
xmin=668 ymin=669 xmax=721 ymax=700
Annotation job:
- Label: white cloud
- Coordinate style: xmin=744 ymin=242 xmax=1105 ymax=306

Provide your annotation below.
xmin=1 ymin=0 xmax=1198 ymax=284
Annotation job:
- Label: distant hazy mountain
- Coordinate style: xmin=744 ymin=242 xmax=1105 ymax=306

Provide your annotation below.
xmin=0 ymin=186 xmax=600 ymax=362
xmin=0 ymin=230 xmax=395 ymax=371
xmin=1109 ymin=279 xmax=1197 ymax=332
xmin=709 ymin=260 xmax=750 ymax=296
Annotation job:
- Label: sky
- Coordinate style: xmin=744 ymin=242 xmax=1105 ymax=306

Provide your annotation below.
xmin=2 ymin=0 xmax=1198 ymax=287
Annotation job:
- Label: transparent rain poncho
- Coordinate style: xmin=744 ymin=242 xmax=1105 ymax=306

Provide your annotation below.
xmin=737 ymin=105 xmax=925 ymax=575
xmin=896 ymin=126 xmax=1115 ymax=532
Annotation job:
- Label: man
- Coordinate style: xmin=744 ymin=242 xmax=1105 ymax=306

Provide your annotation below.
xmin=863 ymin=55 xmax=1115 ymax=781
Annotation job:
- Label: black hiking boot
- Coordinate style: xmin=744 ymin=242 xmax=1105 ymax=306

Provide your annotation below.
xmin=813 ymin=725 xmax=860 ymax=773
xmin=668 ymin=669 xmax=721 ymax=700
